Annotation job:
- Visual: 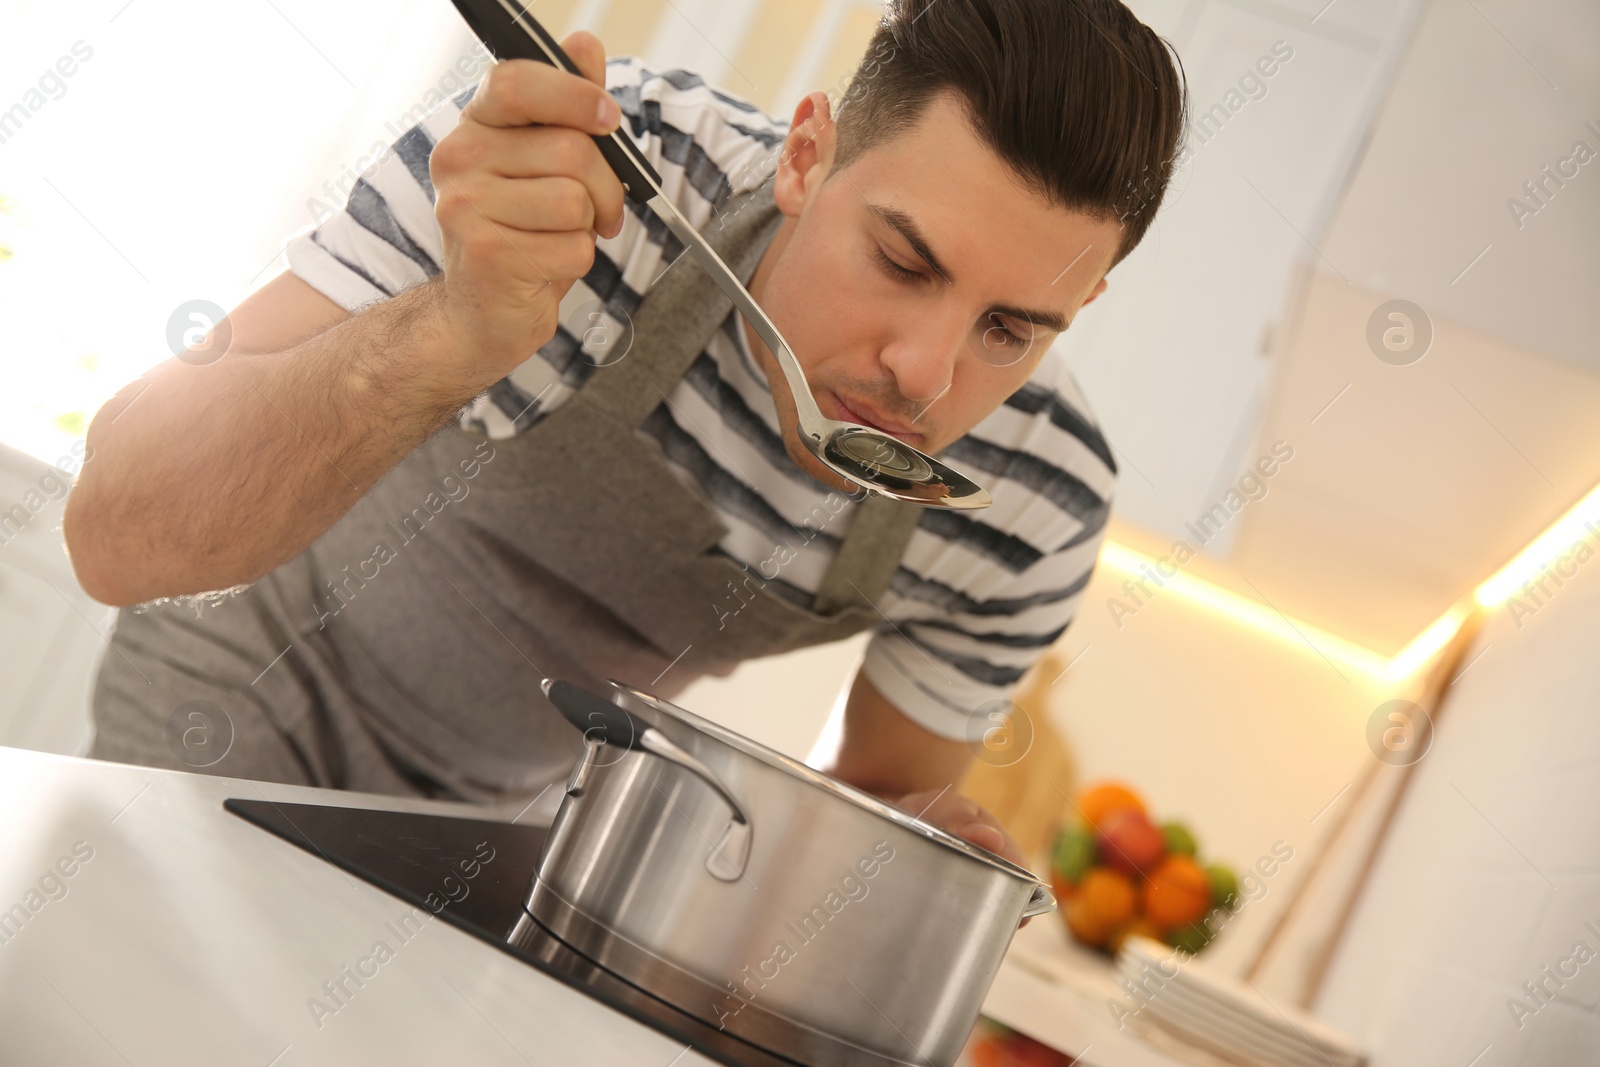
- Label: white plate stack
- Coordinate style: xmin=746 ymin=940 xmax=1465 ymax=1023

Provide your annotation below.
xmin=1116 ymin=937 xmax=1368 ymax=1067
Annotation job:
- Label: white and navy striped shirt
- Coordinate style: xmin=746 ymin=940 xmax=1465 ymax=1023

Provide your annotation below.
xmin=283 ymin=58 xmax=1117 ymax=740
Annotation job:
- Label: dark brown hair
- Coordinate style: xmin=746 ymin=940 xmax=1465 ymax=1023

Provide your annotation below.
xmin=831 ymin=0 xmax=1187 ymax=268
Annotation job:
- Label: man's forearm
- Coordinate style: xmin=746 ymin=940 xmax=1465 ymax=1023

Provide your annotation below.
xmin=822 ymin=674 xmax=1024 ymax=865
xmin=821 ymin=671 xmax=976 ymax=798
xmin=65 ymin=277 xmax=480 ymax=605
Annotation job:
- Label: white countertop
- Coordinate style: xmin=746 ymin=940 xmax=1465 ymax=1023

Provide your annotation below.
xmin=0 ymin=745 xmax=1196 ymax=1067
xmin=0 ymin=745 xmax=718 ymax=1067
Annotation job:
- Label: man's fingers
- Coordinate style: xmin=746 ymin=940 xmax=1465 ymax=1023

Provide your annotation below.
xmin=456 ymin=175 xmax=599 ymax=235
xmin=914 ymin=790 xmax=982 ymax=826
xmin=941 ymin=804 xmax=1025 ymax=866
xmin=559 ymin=31 xmax=628 ymax=238
xmin=562 ymin=30 xmax=608 ymax=90
xmin=463 ymin=42 xmax=626 ymax=241
xmin=951 ymin=818 xmax=1007 ymax=853
xmin=484 ymin=127 xmax=626 ymax=236
xmin=896 ymin=789 xmax=1028 ymax=868
xmin=466 ymin=58 xmax=620 ymax=135
xmin=428 ymin=42 xmax=625 ymax=372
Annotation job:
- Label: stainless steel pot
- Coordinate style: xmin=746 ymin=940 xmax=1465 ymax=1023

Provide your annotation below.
xmin=513 ymin=679 xmax=1055 ymax=1067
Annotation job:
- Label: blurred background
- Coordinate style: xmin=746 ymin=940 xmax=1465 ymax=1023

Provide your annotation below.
xmin=1 ymin=0 xmax=1597 ymax=1063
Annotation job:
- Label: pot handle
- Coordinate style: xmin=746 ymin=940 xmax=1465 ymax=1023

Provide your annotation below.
xmin=544 ymin=680 xmax=753 ymax=881
xmin=1022 ymin=882 xmax=1058 ymax=920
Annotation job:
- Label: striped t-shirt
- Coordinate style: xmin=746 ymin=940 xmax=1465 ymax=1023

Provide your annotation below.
xmin=283 ymin=57 xmax=1117 ymax=741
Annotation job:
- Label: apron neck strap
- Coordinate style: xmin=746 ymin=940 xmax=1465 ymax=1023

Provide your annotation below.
xmin=810 ymin=494 xmax=923 ymax=615
xmin=576 ymin=180 xmax=784 ymax=428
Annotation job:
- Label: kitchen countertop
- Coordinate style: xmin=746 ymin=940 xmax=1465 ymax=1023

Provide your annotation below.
xmin=0 ymin=745 xmax=721 ymax=1067
xmin=0 ymin=745 xmax=1199 ymax=1067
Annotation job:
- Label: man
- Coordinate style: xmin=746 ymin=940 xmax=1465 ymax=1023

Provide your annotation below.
xmin=64 ymin=0 xmax=1184 ymax=859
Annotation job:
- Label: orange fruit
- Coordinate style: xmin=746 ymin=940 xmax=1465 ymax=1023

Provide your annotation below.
xmin=1065 ymin=896 xmax=1109 ymax=947
xmin=1141 ymin=855 xmax=1212 ymax=930
xmin=1064 ymin=867 xmax=1135 ymax=947
xmin=969 ymin=1034 xmax=1007 ymax=1067
xmin=1075 ymin=781 xmax=1146 ymax=830
xmin=1081 ymin=867 xmax=1137 ymax=925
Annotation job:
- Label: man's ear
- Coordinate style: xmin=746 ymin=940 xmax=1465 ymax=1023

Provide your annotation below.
xmin=1080 ymin=277 xmax=1109 ymax=308
xmin=774 ymin=91 xmax=837 ymax=216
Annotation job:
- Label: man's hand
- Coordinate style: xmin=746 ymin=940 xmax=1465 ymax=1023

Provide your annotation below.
xmin=893 ymin=788 xmax=1027 ymax=869
xmin=820 ymin=671 xmax=1028 ymax=869
xmin=431 ymin=31 xmax=628 ymax=387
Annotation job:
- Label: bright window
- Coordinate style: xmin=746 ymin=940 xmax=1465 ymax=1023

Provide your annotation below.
xmin=0 ymin=0 xmax=476 ymax=464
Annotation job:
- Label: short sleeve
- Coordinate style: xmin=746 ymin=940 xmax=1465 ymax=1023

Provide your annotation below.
xmin=860 ymin=368 xmax=1118 ymax=739
xmin=282 ymin=88 xmax=475 ymax=313
xmin=859 ymin=528 xmax=1108 ymax=739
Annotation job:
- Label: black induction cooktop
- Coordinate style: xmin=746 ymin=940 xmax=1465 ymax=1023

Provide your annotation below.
xmin=224 ymin=798 xmax=804 ymax=1067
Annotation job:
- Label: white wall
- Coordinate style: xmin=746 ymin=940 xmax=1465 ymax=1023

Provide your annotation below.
xmin=1236 ymin=269 xmax=1600 ymax=654
xmin=1320 ymin=0 xmax=1600 ymax=373
xmin=1316 ymin=566 xmax=1600 ymax=1063
xmin=1231 ymin=0 xmax=1600 ymax=657
xmin=1058 ymin=0 xmax=1428 ymax=550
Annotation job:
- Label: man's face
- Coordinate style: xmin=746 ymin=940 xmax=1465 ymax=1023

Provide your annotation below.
xmin=746 ymin=88 xmax=1124 ymax=494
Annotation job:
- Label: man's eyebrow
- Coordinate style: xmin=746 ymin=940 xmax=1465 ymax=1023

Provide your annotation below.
xmin=989 ymin=302 xmax=1068 ymax=335
xmin=868 ymin=202 xmax=1072 ymax=335
xmin=869 ymin=203 xmax=954 ymax=283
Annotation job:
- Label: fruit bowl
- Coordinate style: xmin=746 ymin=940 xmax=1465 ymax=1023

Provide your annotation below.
xmin=1050 ymin=781 xmax=1238 ymax=955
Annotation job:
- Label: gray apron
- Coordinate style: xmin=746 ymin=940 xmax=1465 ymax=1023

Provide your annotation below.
xmin=90 ymin=179 xmax=921 ymax=805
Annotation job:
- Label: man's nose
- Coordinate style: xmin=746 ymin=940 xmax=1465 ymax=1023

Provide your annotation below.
xmin=878 ymin=305 xmax=965 ymax=408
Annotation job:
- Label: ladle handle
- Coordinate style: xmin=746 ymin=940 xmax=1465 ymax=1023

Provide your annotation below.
xmin=447 ymin=0 xmax=663 ymax=203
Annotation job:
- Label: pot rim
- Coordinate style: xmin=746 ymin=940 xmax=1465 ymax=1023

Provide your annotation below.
xmin=607 ymin=679 xmax=1047 ymax=889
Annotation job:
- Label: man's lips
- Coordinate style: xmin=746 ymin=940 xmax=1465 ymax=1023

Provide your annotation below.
xmin=821 ymin=390 xmax=921 ymax=442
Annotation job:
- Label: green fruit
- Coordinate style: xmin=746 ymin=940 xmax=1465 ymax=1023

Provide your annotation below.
xmin=1161 ymin=820 xmax=1198 ymax=856
xmin=1052 ymin=827 xmax=1097 ymax=884
xmin=1205 ymin=864 xmax=1239 ymax=909
xmin=1166 ymin=920 xmax=1214 ymax=955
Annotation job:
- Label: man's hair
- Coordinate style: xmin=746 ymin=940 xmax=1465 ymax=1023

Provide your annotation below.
xmin=831 ymin=0 xmax=1187 ymax=268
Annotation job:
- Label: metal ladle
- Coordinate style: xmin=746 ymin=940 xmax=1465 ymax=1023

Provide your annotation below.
xmin=449 ymin=0 xmax=994 ymax=511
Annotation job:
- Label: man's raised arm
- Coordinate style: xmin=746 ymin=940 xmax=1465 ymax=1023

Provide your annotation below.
xmin=63 ymin=33 xmax=629 ymax=606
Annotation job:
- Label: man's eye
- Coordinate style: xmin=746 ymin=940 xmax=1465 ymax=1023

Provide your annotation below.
xmin=984 ymin=313 xmax=1028 ymax=347
xmin=872 ymin=246 xmax=924 ymax=283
